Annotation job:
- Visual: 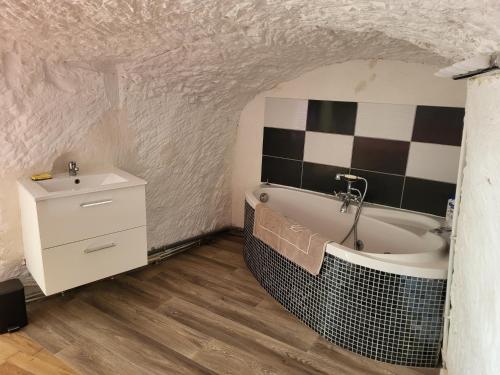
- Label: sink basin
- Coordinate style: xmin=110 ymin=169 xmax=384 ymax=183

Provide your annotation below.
xmin=17 ymin=166 xmax=148 ymax=295
xmin=18 ymin=167 xmax=146 ymax=201
xmin=37 ymin=173 xmax=127 ymax=193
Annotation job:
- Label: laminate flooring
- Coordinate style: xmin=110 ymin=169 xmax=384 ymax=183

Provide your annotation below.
xmin=0 ymin=331 xmax=78 ymax=374
xmin=21 ymin=233 xmax=440 ymax=375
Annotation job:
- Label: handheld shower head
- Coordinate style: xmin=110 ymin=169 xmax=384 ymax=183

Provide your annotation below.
xmin=335 ymin=173 xmax=361 ymax=182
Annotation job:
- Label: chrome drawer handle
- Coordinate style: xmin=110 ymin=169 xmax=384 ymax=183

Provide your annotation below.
xmin=84 ymin=242 xmax=116 ymax=254
xmin=80 ymin=199 xmax=112 ymax=208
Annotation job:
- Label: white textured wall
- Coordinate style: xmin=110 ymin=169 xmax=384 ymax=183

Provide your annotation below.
xmin=446 ymin=73 xmax=500 ymax=375
xmin=231 ymin=60 xmax=466 ymax=227
xmin=0 ymin=52 xmax=237 ymax=281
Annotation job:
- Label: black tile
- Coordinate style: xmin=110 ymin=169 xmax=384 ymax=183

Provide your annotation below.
xmin=261 ymin=156 xmax=302 ymax=187
xmin=351 ymin=137 xmax=409 ymax=175
xmin=244 ymin=203 xmax=446 ymax=367
xmin=351 ymin=169 xmax=405 ymax=208
xmin=301 ymin=162 xmax=349 ymax=195
xmin=412 ymin=106 xmax=465 ymax=146
xmin=401 ymin=177 xmax=456 ymax=216
xmin=262 ymin=127 xmax=305 ymax=160
xmin=306 ymin=100 xmax=357 ymax=135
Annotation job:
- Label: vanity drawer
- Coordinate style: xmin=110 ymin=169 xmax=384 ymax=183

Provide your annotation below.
xmin=37 ymin=185 xmax=146 ymax=249
xmin=42 ymin=226 xmax=147 ymax=295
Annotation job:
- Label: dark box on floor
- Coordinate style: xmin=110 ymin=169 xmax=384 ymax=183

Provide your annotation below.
xmin=0 ymin=278 xmax=28 ymax=333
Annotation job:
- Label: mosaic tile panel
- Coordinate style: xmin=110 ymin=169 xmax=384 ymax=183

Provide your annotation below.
xmin=243 ymin=203 xmax=446 ymax=367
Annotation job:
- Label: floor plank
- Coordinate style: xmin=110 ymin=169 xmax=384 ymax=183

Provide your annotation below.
xmin=51 ymin=298 xmax=213 ymax=375
xmin=0 ymin=332 xmax=79 ymax=375
xmin=0 ymin=361 xmax=34 ymax=375
xmin=22 ymin=233 xmax=438 ymax=375
xmin=0 ymin=332 xmax=43 ymax=356
xmin=7 ymin=351 xmax=75 ymax=375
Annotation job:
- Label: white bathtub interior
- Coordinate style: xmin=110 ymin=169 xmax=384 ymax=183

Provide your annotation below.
xmin=246 ymin=185 xmax=448 ymax=279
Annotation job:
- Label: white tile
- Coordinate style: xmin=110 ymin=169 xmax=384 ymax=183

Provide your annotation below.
xmin=355 ymin=102 xmax=416 ymax=141
xmin=264 ymin=97 xmax=308 ymax=130
xmin=406 ymin=142 xmax=461 ymax=183
xmin=303 ymin=132 xmax=353 ymax=168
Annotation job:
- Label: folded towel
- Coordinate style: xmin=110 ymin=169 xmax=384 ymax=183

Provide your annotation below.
xmin=253 ymin=203 xmax=330 ymax=275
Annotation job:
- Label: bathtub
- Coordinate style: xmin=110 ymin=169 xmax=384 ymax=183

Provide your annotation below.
xmin=243 ymin=185 xmax=448 ymax=367
xmin=246 ymin=185 xmax=448 ymax=279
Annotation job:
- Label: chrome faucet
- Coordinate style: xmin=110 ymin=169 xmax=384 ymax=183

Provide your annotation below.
xmin=68 ymin=161 xmax=79 ymax=176
xmin=335 ymin=174 xmax=363 ymax=213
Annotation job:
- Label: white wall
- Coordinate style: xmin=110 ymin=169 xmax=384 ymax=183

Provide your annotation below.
xmin=0 ymin=48 xmax=236 ymax=282
xmin=231 ymin=60 xmax=466 ymax=227
xmin=446 ymin=73 xmax=500 ymax=375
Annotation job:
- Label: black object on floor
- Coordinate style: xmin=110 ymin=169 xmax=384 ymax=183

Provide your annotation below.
xmin=0 ymin=278 xmax=28 ymax=333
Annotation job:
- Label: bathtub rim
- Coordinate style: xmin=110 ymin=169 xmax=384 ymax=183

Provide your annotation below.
xmin=247 ymin=183 xmax=446 ymax=222
xmin=245 ymin=184 xmax=448 ymax=279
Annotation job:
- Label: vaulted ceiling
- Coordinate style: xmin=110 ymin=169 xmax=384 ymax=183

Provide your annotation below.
xmin=2 ymin=1 xmax=499 ymax=104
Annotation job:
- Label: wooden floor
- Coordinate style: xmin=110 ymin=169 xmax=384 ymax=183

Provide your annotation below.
xmin=0 ymin=332 xmax=77 ymax=374
xmin=20 ymin=233 xmax=439 ymax=375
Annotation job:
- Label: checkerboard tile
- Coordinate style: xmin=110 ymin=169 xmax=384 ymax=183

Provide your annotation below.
xmin=261 ymin=97 xmax=464 ymax=216
xmin=264 ymin=97 xmax=308 ymax=130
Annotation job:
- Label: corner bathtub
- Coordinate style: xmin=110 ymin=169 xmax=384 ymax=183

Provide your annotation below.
xmin=243 ymin=185 xmax=448 ymax=367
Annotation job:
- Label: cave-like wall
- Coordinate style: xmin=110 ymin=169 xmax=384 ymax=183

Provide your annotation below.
xmin=1 ymin=1 xmax=499 ymax=281
xmin=0 ymin=57 xmax=237 ymax=280
xmin=447 ymin=73 xmax=500 ymax=375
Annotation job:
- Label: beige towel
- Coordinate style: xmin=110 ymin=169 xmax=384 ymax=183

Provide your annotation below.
xmin=253 ymin=203 xmax=330 ymax=275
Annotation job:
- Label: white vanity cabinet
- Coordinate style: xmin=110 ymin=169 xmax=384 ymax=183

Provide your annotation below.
xmin=17 ymin=168 xmax=148 ymax=295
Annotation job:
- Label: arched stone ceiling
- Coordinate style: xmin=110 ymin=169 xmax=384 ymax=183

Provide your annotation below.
xmin=2 ymin=1 xmax=499 ymax=102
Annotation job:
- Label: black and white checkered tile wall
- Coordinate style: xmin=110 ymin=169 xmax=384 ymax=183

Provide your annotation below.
xmin=244 ymin=203 xmax=447 ymax=367
xmin=261 ymin=98 xmax=464 ymax=216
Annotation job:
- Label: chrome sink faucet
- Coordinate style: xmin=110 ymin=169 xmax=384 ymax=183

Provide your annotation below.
xmin=68 ymin=161 xmax=79 ymax=176
xmin=335 ymin=174 xmax=363 ymax=213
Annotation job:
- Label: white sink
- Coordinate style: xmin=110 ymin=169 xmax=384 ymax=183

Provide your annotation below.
xmin=37 ymin=172 xmax=127 ymax=193
xmin=18 ymin=167 xmax=146 ymax=201
xmin=17 ymin=166 xmax=148 ymax=295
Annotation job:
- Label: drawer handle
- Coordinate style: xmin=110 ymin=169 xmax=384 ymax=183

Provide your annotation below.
xmin=84 ymin=242 xmax=116 ymax=254
xmin=80 ymin=199 xmax=113 ymax=208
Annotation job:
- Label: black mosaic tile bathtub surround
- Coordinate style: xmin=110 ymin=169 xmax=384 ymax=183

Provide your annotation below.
xmin=262 ymin=99 xmax=464 ymax=216
xmin=244 ymin=203 xmax=447 ymax=367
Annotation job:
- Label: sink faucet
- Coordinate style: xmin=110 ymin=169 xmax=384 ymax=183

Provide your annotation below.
xmin=68 ymin=161 xmax=79 ymax=176
xmin=335 ymin=174 xmax=363 ymax=213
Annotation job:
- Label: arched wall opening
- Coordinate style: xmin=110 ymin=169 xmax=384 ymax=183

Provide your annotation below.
xmin=231 ymin=59 xmax=466 ymax=226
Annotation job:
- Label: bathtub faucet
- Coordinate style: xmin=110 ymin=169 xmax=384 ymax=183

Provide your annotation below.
xmin=335 ymin=174 xmax=364 ymax=213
